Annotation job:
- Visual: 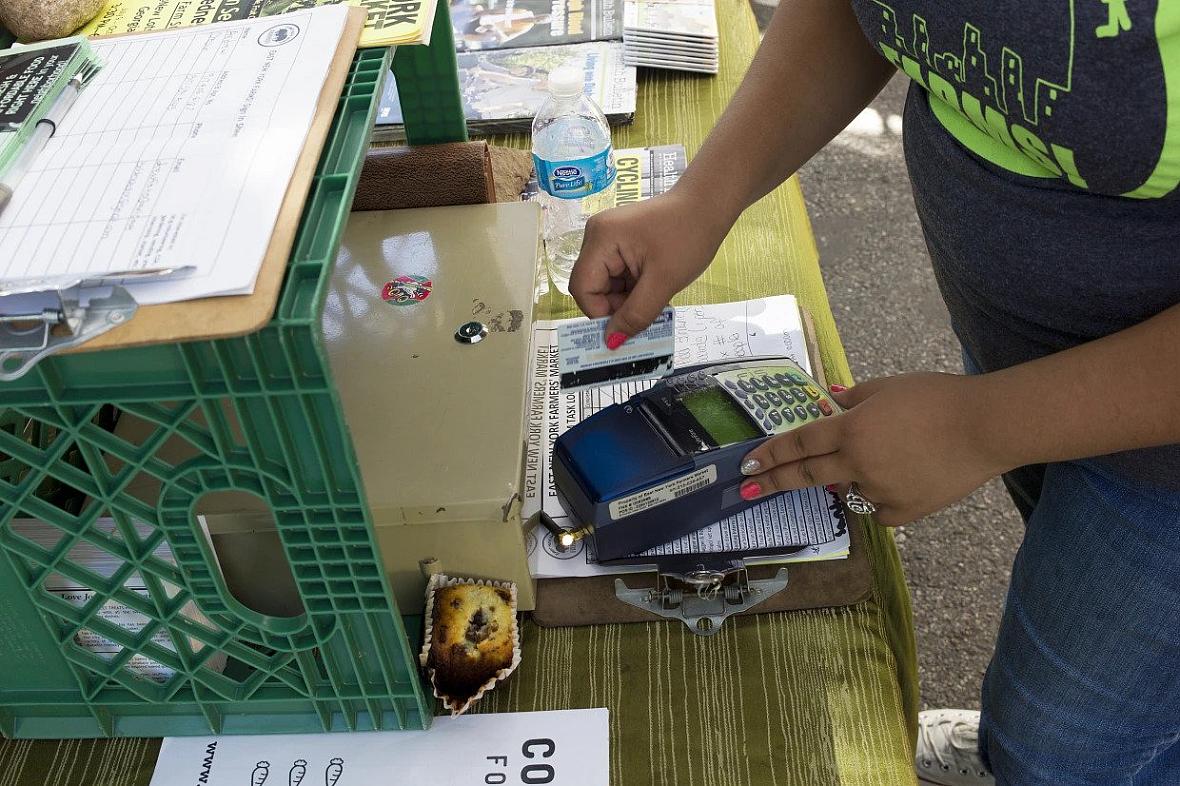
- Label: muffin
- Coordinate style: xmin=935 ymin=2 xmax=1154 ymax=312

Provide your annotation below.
xmin=421 ymin=576 xmax=520 ymax=714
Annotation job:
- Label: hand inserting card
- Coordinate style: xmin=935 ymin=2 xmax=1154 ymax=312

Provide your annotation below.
xmin=558 ymin=307 xmax=675 ymax=391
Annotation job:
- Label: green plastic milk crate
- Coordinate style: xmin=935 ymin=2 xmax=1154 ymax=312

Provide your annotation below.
xmin=0 ymin=48 xmax=434 ymax=739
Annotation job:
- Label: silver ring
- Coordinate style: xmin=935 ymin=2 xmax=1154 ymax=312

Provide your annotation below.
xmin=844 ymin=483 xmax=877 ymax=515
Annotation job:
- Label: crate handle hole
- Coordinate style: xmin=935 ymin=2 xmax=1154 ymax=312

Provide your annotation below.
xmin=199 ymin=492 xmax=306 ymax=620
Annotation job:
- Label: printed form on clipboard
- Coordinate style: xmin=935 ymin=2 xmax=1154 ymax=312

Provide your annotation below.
xmin=523 ymin=295 xmax=851 ymax=580
xmin=0 ymin=6 xmax=356 ymax=307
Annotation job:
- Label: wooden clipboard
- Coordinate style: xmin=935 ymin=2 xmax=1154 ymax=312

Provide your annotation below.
xmin=532 ymin=308 xmax=874 ymax=628
xmin=65 ymin=7 xmax=367 ymax=355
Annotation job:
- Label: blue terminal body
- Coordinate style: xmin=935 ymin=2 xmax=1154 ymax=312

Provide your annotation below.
xmin=553 ymin=356 xmax=841 ymax=562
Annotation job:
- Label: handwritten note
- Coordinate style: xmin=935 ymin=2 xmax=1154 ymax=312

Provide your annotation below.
xmin=672 ymin=298 xmax=808 ymax=371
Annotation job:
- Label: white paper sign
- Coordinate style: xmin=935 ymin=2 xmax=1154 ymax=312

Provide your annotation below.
xmin=149 ymin=709 xmax=609 ymax=786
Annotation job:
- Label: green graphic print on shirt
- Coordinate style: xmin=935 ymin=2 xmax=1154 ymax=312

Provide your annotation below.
xmin=854 ymin=1 xmax=1180 ymax=198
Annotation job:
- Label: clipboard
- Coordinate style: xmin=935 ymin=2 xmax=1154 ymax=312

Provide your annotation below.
xmin=532 ymin=309 xmax=874 ymax=630
xmin=0 ymin=8 xmax=367 ymax=374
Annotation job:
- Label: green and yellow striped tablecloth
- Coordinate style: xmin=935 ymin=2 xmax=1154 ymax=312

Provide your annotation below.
xmin=0 ymin=0 xmax=917 ymax=782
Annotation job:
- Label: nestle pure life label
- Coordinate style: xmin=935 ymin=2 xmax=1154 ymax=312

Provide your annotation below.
xmin=534 ymin=148 xmax=617 ymax=199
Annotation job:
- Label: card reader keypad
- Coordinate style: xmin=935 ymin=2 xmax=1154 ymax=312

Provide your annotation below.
xmin=715 ymin=363 xmax=837 ymax=436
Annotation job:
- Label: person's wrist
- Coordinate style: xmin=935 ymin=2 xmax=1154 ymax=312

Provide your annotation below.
xmin=962 ymin=372 xmax=1026 ymax=476
xmin=669 ymin=178 xmax=741 ymax=242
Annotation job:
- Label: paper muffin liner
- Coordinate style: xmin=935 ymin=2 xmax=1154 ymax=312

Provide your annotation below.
xmin=420 ymin=573 xmax=522 ymax=716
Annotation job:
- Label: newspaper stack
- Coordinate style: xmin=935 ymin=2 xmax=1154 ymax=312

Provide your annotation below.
xmin=375 ymin=42 xmax=637 ymax=140
xmin=622 ymin=0 xmax=718 ymax=74
xmin=450 ymin=0 xmax=625 ymax=51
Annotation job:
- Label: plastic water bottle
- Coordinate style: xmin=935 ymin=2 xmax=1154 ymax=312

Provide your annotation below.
xmin=531 ymin=66 xmax=616 ymax=295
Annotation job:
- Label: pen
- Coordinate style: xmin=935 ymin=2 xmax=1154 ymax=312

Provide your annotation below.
xmin=0 ymin=59 xmax=102 ymax=211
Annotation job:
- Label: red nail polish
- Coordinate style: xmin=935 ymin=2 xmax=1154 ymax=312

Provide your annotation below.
xmin=740 ymin=481 xmax=761 ymax=501
xmin=606 ymin=332 xmax=627 ymax=351
xmin=825 ymin=484 xmax=837 ymax=492
xmin=830 ymin=384 xmax=847 ymax=393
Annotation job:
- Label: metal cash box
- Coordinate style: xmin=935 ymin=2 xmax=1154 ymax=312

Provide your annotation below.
xmin=115 ymin=203 xmax=543 ymax=613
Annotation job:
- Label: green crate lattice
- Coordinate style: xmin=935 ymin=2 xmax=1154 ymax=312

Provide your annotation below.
xmin=391 ymin=0 xmax=468 ymax=145
xmin=0 ymin=48 xmax=432 ymax=739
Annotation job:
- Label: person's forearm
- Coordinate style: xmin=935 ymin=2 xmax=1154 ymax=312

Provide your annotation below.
xmin=675 ymin=0 xmax=895 ymax=226
xmin=975 ymin=303 xmax=1180 ymax=469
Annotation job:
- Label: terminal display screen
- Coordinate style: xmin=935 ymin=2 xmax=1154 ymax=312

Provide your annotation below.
xmin=679 ymin=387 xmax=760 ymax=447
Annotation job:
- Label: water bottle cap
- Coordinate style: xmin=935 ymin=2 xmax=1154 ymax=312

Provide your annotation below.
xmin=548 ymin=66 xmax=584 ymax=98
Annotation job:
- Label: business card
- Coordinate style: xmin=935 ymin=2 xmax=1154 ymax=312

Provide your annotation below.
xmin=558 ymin=307 xmax=675 ymax=390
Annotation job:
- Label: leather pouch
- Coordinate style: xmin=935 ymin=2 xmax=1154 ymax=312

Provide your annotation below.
xmin=352 ymin=142 xmax=496 ymax=211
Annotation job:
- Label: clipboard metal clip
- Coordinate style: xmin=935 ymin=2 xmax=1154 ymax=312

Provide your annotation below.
xmin=0 ymin=286 xmax=137 ymax=381
xmin=0 ymin=266 xmax=192 ymax=381
xmin=614 ymin=560 xmax=789 ymax=637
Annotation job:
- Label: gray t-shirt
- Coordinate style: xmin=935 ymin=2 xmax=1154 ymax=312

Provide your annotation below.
xmin=849 ymin=0 xmax=1180 ymax=490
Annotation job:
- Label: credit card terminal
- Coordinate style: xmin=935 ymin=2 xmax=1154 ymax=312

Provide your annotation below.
xmin=553 ymin=357 xmax=842 ymax=562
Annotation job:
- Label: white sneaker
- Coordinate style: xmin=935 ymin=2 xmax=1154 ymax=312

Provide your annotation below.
xmin=916 ymin=709 xmax=994 ymax=785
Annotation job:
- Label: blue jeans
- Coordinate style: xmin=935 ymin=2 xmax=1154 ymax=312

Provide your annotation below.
xmin=962 ymin=352 xmax=1180 ymax=784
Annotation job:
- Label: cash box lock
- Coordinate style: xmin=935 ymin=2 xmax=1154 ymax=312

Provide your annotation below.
xmin=454 ymin=321 xmax=488 ymax=344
